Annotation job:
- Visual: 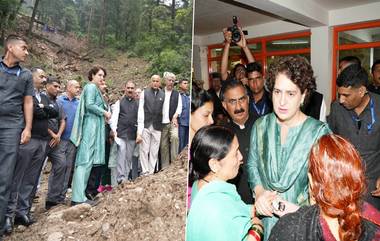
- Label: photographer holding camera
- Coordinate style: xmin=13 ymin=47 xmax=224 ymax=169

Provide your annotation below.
xmin=221 ymin=17 xmax=255 ymax=86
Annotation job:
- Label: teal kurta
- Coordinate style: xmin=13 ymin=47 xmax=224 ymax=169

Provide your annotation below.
xmin=186 ymin=180 xmax=252 ymax=241
xmin=70 ymin=83 xmax=107 ymax=166
xmin=247 ymin=113 xmax=330 ymax=240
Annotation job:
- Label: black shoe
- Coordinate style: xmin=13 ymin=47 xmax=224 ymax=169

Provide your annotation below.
xmin=71 ymin=199 xmax=99 ymax=207
xmin=45 ymin=201 xmax=59 ymax=210
xmin=85 ymin=192 xmax=98 ymax=201
xmin=3 ymin=217 xmax=13 ymax=234
xmin=14 ymin=214 xmax=35 ymax=226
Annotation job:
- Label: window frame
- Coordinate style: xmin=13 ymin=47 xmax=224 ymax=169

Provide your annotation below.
xmin=332 ymin=20 xmax=380 ymax=100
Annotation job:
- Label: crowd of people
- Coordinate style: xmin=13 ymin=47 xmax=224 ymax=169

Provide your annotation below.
xmin=0 ymin=34 xmax=190 ymax=238
xmin=187 ymin=28 xmax=380 ymax=241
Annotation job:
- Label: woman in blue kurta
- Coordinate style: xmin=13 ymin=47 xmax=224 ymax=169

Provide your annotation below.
xmin=246 ymin=56 xmax=330 ymax=240
xmin=187 ymin=125 xmax=263 ymax=241
xmin=70 ymin=66 xmax=111 ymax=205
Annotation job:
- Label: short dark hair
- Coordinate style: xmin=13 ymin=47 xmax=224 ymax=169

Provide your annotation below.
xmin=232 ymin=63 xmax=246 ymax=77
xmin=371 ymin=59 xmax=380 ymax=74
xmin=88 ymin=66 xmax=107 ymax=81
xmin=267 ymin=56 xmax=316 ymax=104
xmin=125 ymin=80 xmax=135 ymax=87
xmin=220 ymin=78 xmax=247 ymax=101
xmin=30 ymin=67 xmax=43 ymax=73
xmin=46 ymin=76 xmax=61 ymax=85
xmin=210 ymin=72 xmax=221 ymax=80
xmin=337 ymin=64 xmax=368 ymax=88
xmin=179 ymin=78 xmax=189 ymax=84
xmin=246 ymin=62 xmax=262 ymax=74
xmin=339 ymin=56 xmax=361 ymax=66
xmin=191 ymin=88 xmax=213 ymax=113
xmin=4 ymin=35 xmax=26 ymax=53
xmin=190 ymin=125 xmax=235 ymax=179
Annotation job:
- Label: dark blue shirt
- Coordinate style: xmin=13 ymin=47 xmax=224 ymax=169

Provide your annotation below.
xmin=179 ymin=92 xmax=190 ymax=126
xmin=0 ymin=60 xmax=34 ymax=129
xmin=57 ymin=95 xmax=79 ymax=140
xmin=249 ymin=90 xmax=272 ymax=117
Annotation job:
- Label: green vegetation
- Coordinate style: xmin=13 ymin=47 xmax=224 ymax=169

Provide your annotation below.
xmin=1 ymin=0 xmax=193 ymax=79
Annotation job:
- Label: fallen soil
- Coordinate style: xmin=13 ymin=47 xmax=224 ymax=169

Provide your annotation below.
xmin=5 ymin=148 xmax=188 ymax=241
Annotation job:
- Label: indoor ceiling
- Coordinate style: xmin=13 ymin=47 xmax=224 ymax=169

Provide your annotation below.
xmin=194 ymin=0 xmax=277 ymax=36
xmin=194 ymin=0 xmax=380 ymax=36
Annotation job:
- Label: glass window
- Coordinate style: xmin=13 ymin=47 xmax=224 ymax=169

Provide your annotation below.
xmin=338 ymin=47 xmax=380 ymax=76
xmin=210 ymin=48 xmax=223 ymax=58
xmin=339 ymin=27 xmax=380 ymax=44
xmin=266 ymin=37 xmax=310 ymax=52
xmin=248 ymin=42 xmax=262 ymax=53
xmin=210 ymin=61 xmax=220 ymax=73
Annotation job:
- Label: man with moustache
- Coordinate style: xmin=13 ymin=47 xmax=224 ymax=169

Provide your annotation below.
xmin=221 ymin=79 xmax=259 ymax=204
xmin=328 ymin=64 xmax=380 ymax=210
xmin=136 ymin=75 xmax=165 ymax=175
xmin=45 ymin=77 xmax=67 ymax=210
xmin=246 ymin=62 xmax=272 ymax=118
xmin=110 ymin=81 xmax=139 ymax=183
xmin=56 ymin=80 xmax=80 ymax=200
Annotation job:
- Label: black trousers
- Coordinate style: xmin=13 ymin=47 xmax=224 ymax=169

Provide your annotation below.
xmin=85 ymin=140 xmax=111 ymax=197
xmin=0 ymin=128 xmax=21 ymax=235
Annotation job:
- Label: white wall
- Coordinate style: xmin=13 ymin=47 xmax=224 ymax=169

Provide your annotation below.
xmin=329 ymin=2 xmax=380 ymax=26
xmin=311 ymin=26 xmax=333 ymax=113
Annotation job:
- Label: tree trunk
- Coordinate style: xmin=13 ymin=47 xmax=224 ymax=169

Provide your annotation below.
xmin=171 ymin=0 xmax=176 ymax=20
xmin=87 ymin=5 xmax=94 ymax=43
xmin=27 ymin=0 xmax=41 ymax=36
xmin=98 ymin=0 xmax=106 ymax=47
xmin=171 ymin=0 xmax=176 ymax=30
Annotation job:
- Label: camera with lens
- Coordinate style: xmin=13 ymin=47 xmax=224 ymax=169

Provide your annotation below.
xmin=227 ymin=16 xmax=248 ymax=43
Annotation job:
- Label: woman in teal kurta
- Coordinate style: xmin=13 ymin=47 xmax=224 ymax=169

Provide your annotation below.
xmin=187 ymin=125 xmax=263 ymax=241
xmin=246 ymin=56 xmax=330 ymax=240
xmin=70 ymin=66 xmax=111 ymax=204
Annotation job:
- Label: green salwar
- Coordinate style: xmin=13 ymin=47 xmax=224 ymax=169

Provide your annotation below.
xmin=70 ymin=83 xmax=107 ymax=202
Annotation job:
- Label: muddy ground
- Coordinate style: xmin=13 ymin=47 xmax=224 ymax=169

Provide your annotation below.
xmin=5 ymin=148 xmax=188 ymax=241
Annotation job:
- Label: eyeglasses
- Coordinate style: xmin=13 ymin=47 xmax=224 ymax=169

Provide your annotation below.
xmin=226 ymin=95 xmax=248 ymax=105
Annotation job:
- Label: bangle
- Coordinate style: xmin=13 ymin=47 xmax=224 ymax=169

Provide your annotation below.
xmin=248 ymin=229 xmax=261 ymax=241
xmin=251 ymin=226 xmax=263 ymax=240
xmin=252 ymin=223 xmax=264 ymax=231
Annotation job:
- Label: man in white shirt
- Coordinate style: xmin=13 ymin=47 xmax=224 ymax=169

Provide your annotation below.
xmin=159 ymin=72 xmax=182 ymax=169
xmin=136 ymin=75 xmax=165 ymax=175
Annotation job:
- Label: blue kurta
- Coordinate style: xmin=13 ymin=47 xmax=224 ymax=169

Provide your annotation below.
xmin=187 ymin=180 xmax=252 ymax=241
xmin=247 ymin=113 xmax=330 ymax=240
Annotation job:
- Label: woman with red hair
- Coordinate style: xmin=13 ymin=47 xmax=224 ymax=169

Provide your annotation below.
xmin=268 ymin=134 xmax=380 ymax=241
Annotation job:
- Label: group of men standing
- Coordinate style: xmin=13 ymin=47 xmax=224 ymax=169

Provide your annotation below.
xmin=135 ymin=73 xmax=190 ymax=176
xmin=0 ymin=35 xmax=84 ymax=236
xmin=0 ymin=34 xmax=190 ymax=239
